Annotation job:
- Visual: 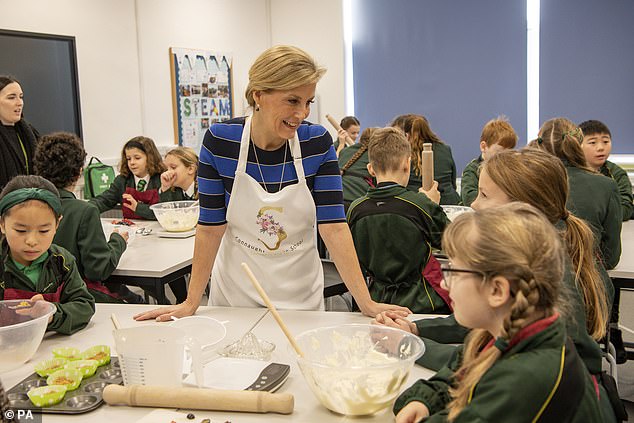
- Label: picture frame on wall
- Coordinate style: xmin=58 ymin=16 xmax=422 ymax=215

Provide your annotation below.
xmin=169 ymin=47 xmax=233 ymax=154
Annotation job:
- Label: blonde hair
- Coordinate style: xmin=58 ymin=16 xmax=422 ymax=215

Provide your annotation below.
xmin=165 ymin=146 xmax=199 ymax=170
xmin=443 ymin=203 xmax=565 ymax=420
xmin=367 ymin=127 xmax=411 ymax=174
xmin=480 ymin=116 xmax=518 ymax=149
xmin=341 ymin=127 xmax=378 ymax=174
xmin=245 ymin=45 xmax=326 ymax=108
xmin=533 ymin=117 xmax=592 ymax=171
xmin=165 ymin=146 xmax=199 ymax=199
xmin=483 ymin=149 xmax=608 ymax=339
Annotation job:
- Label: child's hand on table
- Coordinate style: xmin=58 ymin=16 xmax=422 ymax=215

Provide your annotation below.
xmin=395 ymin=401 xmax=430 ymax=423
xmin=373 ymin=311 xmax=419 ymax=335
xmin=15 ymin=295 xmax=54 ymax=323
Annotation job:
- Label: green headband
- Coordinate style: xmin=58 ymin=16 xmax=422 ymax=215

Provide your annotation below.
xmin=0 ymin=188 xmax=62 ymax=216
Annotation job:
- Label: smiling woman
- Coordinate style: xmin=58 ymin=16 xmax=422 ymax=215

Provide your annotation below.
xmin=0 ymin=76 xmax=40 ymax=190
xmin=134 ymin=45 xmax=411 ymax=323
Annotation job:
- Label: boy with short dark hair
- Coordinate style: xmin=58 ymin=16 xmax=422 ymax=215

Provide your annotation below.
xmin=461 ymin=117 xmax=518 ymax=206
xmin=347 ymin=127 xmax=450 ymax=314
xmin=579 ymin=119 xmax=633 ymax=221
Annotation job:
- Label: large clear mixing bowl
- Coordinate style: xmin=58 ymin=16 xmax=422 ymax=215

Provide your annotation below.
xmin=294 ymin=324 xmax=424 ymax=416
xmin=0 ymin=299 xmax=56 ymax=373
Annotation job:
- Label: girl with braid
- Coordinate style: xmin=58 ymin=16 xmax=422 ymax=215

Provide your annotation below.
xmin=337 ymin=127 xmax=377 ymax=210
xmin=378 ymin=150 xmax=622 ymax=421
xmin=394 ymin=203 xmax=604 ymax=423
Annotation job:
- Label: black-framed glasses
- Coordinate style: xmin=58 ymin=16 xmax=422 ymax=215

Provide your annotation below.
xmin=440 ymin=266 xmax=486 ymax=288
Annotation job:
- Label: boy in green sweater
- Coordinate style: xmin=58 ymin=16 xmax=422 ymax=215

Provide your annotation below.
xmin=347 ymin=127 xmax=450 ymax=313
xmin=579 ymin=119 xmax=633 ymax=221
xmin=460 ymin=117 xmax=517 ymax=206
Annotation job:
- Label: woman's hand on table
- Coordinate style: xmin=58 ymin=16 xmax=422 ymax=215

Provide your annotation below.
xmin=373 ymin=310 xmax=419 ymax=335
xmin=395 ymin=401 xmax=430 ymax=423
xmin=358 ymin=300 xmax=410 ymax=319
xmin=133 ymin=298 xmax=199 ymax=322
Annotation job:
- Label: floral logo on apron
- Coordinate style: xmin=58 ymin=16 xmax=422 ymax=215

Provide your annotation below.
xmin=256 ymin=206 xmax=287 ymax=251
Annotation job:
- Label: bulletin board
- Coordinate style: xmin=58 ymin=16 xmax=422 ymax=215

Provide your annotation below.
xmin=169 ymin=48 xmax=233 ymax=154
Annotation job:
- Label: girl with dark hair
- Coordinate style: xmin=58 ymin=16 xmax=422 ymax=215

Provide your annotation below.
xmin=0 ymin=76 xmax=40 ymax=190
xmin=89 ymin=136 xmax=166 ymax=219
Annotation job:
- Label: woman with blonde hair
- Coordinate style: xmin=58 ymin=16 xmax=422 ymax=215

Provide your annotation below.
xmin=392 ymin=114 xmax=460 ymax=205
xmin=394 ymin=203 xmax=605 ymax=423
xmin=136 ymin=45 xmax=409 ymax=321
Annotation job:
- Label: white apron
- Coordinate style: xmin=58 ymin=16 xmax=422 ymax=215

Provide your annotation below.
xmin=209 ymin=116 xmax=324 ymax=310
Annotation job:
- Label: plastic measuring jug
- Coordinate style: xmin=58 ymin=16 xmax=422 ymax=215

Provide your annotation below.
xmin=112 ymin=325 xmax=203 ymax=387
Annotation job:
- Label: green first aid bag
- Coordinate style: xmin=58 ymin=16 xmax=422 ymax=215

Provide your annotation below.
xmin=83 ymin=157 xmax=115 ymax=198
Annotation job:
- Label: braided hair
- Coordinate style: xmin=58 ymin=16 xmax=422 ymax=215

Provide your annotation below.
xmin=442 ymin=203 xmax=565 ymax=420
xmin=341 ymin=127 xmax=378 ymax=174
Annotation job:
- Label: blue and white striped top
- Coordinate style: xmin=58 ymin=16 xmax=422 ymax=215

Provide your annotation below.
xmin=197 ymin=117 xmax=346 ymax=225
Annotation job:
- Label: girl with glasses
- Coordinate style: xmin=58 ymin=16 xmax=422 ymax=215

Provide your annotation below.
xmin=394 ymin=203 xmax=604 ymax=422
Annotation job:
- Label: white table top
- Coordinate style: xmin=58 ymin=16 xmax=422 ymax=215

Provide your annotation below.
xmin=103 ymin=220 xmax=194 ymax=278
xmin=1 ymin=304 xmax=435 ymax=422
xmin=608 ymin=220 xmax=634 ymax=279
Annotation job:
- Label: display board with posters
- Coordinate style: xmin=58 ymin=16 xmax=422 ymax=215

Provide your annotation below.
xmin=169 ymin=48 xmax=233 ymax=153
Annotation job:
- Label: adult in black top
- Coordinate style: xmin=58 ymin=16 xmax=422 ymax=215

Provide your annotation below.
xmin=0 ymin=76 xmax=39 ymax=190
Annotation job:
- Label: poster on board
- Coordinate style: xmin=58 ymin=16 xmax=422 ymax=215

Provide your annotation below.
xmin=169 ymin=47 xmax=233 ymax=154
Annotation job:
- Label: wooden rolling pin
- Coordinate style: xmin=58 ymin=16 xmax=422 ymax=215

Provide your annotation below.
xmin=325 ymin=114 xmax=355 ymax=147
xmin=103 ymin=384 xmax=294 ymax=414
xmin=421 ymin=143 xmax=434 ymax=190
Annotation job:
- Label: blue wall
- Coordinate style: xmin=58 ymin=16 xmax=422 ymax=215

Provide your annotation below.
xmin=540 ymin=0 xmax=634 ymax=153
xmin=352 ymin=0 xmax=527 ymax=173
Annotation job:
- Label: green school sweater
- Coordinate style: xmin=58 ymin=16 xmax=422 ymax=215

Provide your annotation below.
xmin=89 ymin=174 xmax=162 ymax=220
xmin=394 ymin=317 xmax=606 ymax=423
xmin=407 ymin=142 xmax=461 ymax=205
xmin=347 ymin=183 xmax=450 ymax=313
xmin=600 ymin=160 xmax=634 ymax=221
xmin=338 ymin=144 xmax=372 ymax=206
xmin=460 ymin=156 xmax=482 ymax=207
xmin=54 ymin=189 xmax=126 ymax=283
xmin=0 ymin=242 xmax=95 ymax=335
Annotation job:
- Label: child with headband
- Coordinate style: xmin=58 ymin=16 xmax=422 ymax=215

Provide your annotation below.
xmin=0 ymin=175 xmax=95 ymax=335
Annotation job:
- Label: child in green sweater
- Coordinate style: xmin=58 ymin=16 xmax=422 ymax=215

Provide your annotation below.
xmin=460 ymin=116 xmax=517 ymax=206
xmin=347 ymin=127 xmax=450 ymax=313
xmin=0 ymin=175 xmax=95 ymax=335
xmin=578 ymin=119 xmax=633 ymax=221
xmin=394 ymin=203 xmax=605 ymax=423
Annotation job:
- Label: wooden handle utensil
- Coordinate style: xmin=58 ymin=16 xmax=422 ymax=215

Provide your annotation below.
xmin=103 ymin=384 xmax=294 ymax=414
xmin=325 ymin=114 xmax=355 ymax=146
xmin=421 ymin=143 xmax=434 ymax=190
xmin=241 ymin=262 xmax=305 ymax=357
